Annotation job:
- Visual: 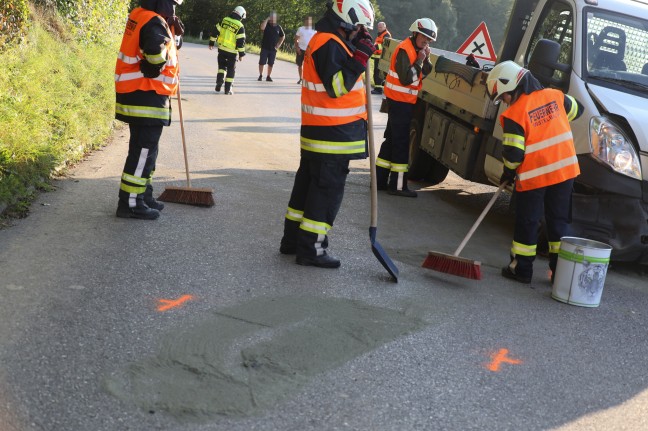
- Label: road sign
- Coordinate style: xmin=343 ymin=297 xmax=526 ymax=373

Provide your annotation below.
xmin=456 ymin=21 xmax=497 ymax=62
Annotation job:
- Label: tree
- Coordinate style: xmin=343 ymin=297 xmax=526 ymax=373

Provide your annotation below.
xmin=377 ymin=0 xmax=457 ymax=51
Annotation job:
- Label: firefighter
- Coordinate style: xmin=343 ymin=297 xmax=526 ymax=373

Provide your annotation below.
xmin=209 ymin=6 xmax=246 ymax=95
xmin=114 ymin=0 xmax=184 ymax=220
xmin=376 ymin=18 xmax=436 ymax=197
xmin=279 ymin=0 xmax=376 ymax=269
xmin=370 ymin=21 xmax=391 ymax=95
xmin=486 ymin=61 xmax=584 ymax=284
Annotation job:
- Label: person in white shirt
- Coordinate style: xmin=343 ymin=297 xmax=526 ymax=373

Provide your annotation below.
xmin=294 ymin=16 xmax=316 ymax=84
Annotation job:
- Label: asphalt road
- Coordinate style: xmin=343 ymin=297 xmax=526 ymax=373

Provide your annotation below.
xmin=0 ymin=43 xmax=647 ymax=431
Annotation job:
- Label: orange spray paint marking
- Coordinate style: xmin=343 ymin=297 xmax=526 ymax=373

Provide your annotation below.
xmin=486 ymin=348 xmax=522 ymax=372
xmin=157 ymin=295 xmax=194 ymax=312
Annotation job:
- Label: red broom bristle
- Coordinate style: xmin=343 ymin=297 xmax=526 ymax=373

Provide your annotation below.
xmin=422 ymin=252 xmax=482 ymax=280
xmin=158 ymin=187 xmax=215 ymax=207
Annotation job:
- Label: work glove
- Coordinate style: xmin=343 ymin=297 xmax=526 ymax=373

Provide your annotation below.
xmin=140 ymin=59 xmax=162 ymax=78
xmin=500 ymin=169 xmax=516 ymax=185
xmin=352 ymin=38 xmax=376 ymax=69
xmin=167 ymin=16 xmax=185 ymax=37
xmin=352 ymin=26 xmax=374 ymax=45
xmin=466 ymin=53 xmax=480 ymax=68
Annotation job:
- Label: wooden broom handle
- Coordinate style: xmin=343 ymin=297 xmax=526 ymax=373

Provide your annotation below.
xmin=453 ymin=182 xmax=507 ymax=256
xmin=176 ymin=82 xmax=191 ymax=187
xmin=365 ymin=61 xmax=378 ymax=228
xmin=171 ymin=29 xmax=191 ymax=188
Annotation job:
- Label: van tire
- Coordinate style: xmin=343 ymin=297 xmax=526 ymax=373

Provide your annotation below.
xmin=408 ymin=118 xmax=449 ymax=185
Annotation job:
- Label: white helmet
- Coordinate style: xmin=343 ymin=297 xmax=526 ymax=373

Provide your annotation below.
xmin=409 ymin=18 xmax=437 ymax=41
xmin=233 ymin=6 xmax=246 ymax=19
xmin=330 ymin=0 xmax=375 ymax=30
xmin=486 ymin=60 xmax=529 ymax=104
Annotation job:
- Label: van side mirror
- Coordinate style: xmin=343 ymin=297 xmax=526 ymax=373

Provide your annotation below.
xmin=528 ymin=39 xmax=571 ymax=88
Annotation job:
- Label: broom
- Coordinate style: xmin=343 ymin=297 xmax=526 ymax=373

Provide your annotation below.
xmin=422 ymin=182 xmax=507 ymax=279
xmin=158 ymin=80 xmax=215 ymax=207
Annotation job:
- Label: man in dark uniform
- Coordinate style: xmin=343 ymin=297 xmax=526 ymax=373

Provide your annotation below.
xmin=114 ymin=0 xmax=184 ymax=220
xmin=209 ymin=6 xmax=246 ymax=95
xmin=279 ymin=0 xmax=376 ymax=269
xmin=486 ymin=60 xmax=584 ymax=284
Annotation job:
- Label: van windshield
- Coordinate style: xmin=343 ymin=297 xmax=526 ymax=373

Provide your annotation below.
xmin=585 ymin=10 xmax=648 ymax=91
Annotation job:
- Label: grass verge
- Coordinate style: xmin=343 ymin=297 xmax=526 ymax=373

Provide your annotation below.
xmin=0 ymin=9 xmax=120 ymax=219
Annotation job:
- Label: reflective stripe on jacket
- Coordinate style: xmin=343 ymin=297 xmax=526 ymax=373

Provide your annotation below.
xmin=384 ymin=38 xmax=421 ymax=104
xmin=217 ymin=16 xmax=244 ymax=54
xmin=500 ymin=89 xmax=580 ymax=191
xmin=371 ymin=30 xmax=391 ymax=58
xmin=115 ymin=8 xmax=178 ymax=96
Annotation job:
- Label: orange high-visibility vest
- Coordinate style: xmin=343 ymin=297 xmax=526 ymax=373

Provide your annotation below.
xmin=371 ymin=30 xmax=391 ymax=58
xmin=384 ymin=38 xmax=421 ymax=104
xmin=115 ymin=8 xmax=179 ymax=96
xmin=301 ymin=32 xmax=367 ymax=127
xmin=500 ymin=89 xmax=580 ymax=191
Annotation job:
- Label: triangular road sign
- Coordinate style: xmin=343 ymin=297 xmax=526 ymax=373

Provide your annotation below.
xmin=457 ymin=21 xmax=497 ymax=62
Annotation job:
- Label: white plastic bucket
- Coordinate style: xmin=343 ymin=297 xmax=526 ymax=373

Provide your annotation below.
xmin=551 ymin=237 xmax=612 ymax=307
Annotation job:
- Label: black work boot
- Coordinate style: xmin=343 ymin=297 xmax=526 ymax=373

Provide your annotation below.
xmin=215 ymin=82 xmax=222 ymax=92
xmin=116 ymin=201 xmax=160 ymax=220
xmin=375 ymin=166 xmax=390 ymax=191
xmin=388 ymin=172 xmax=417 ymax=197
xmin=501 ymin=266 xmax=532 ymax=284
xmin=296 ymin=253 xmax=341 ymax=268
xmin=143 ymin=185 xmax=164 ymax=211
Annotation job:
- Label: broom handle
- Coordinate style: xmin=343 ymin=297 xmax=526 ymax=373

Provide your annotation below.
xmin=176 ymin=82 xmax=192 ymax=187
xmin=365 ymin=60 xmax=378 ymax=228
xmin=453 ymin=182 xmax=507 ymax=256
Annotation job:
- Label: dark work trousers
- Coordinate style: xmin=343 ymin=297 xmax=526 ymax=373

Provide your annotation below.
xmin=372 ymin=57 xmax=383 ymax=88
xmin=119 ymin=124 xmax=163 ymax=208
xmin=510 ymin=178 xmax=575 ymax=277
xmin=282 ymin=158 xmax=350 ymax=258
xmin=376 ymin=100 xmax=414 ymax=189
xmin=217 ymin=51 xmax=238 ymax=92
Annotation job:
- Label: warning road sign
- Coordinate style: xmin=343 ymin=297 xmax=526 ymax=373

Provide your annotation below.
xmin=456 ymin=21 xmax=497 ymax=62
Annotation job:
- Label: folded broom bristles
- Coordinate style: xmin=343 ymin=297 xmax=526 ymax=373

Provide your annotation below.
xmin=422 ymin=251 xmax=482 ymax=280
xmin=158 ymin=186 xmax=215 ymax=207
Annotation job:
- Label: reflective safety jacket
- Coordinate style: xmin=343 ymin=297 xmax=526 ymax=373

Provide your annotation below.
xmin=115 ymin=7 xmax=178 ymax=97
xmin=300 ymin=32 xmax=367 ymax=159
xmin=216 ymin=16 xmax=245 ymax=55
xmin=371 ymin=29 xmax=391 ymax=59
xmin=384 ymin=38 xmax=421 ymax=104
xmin=500 ymin=89 xmax=580 ymax=191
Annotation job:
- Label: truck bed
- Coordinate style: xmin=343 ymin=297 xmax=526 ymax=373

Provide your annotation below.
xmin=379 ymin=39 xmax=498 ymax=127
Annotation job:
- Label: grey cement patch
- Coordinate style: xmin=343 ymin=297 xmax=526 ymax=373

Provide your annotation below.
xmin=104 ymin=296 xmax=426 ymax=421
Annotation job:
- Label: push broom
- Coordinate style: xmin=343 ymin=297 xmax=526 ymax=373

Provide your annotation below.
xmin=158 ymin=78 xmax=215 ymax=207
xmin=422 ymin=182 xmax=507 ymax=279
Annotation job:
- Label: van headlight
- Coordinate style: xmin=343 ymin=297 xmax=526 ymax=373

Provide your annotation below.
xmin=589 ymin=116 xmax=642 ymax=180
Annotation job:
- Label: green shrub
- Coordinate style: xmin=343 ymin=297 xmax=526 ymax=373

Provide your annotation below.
xmin=0 ymin=0 xmax=30 ymax=50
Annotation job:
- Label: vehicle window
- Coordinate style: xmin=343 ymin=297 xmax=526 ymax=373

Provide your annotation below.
xmin=526 ymin=1 xmax=573 ymax=86
xmin=586 ymin=9 xmax=648 ymax=86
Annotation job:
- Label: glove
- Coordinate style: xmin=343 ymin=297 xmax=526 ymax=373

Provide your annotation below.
xmin=140 ymin=60 xmax=162 ymax=78
xmin=466 ymin=53 xmax=480 ymax=68
xmin=352 ymin=26 xmax=374 ymax=45
xmin=352 ymin=38 xmax=376 ymax=69
xmin=500 ymin=169 xmax=516 ymax=185
xmin=167 ymin=16 xmax=184 ymax=37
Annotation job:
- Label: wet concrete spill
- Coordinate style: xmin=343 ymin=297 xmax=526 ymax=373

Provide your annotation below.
xmin=104 ymin=296 xmax=426 ymax=421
